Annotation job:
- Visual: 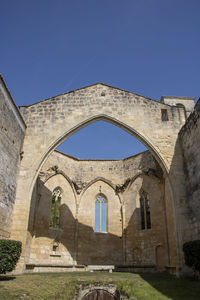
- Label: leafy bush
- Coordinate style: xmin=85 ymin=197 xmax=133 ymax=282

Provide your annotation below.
xmin=0 ymin=239 xmax=22 ymax=274
xmin=183 ymin=240 xmax=200 ymax=273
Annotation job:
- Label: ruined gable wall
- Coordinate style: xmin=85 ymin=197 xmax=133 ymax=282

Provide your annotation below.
xmin=41 ymin=151 xmax=125 ymax=185
xmin=41 ymin=150 xmax=156 ymax=187
xmin=28 ymin=150 xmax=164 ymax=268
xmin=0 ymin=76 xmax=26 ymax=238
xmin=179 ymin=99 xmax=200 ymax=241
xmin=123 ymin=151 xmax=157 ymax=179
xmin=11 ymin=83 xmax=187 ymax=272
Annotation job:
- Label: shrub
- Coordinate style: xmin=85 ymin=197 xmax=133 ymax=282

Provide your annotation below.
xmin=0 ymin=239 xmax=22 ymax=274
xmin=183 ymin=240 xmax=200 ymax=273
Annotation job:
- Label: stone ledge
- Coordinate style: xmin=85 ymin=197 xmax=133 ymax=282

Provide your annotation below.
xmin=87 ymin=265 xmax=114 ymax=272
xmin=25 ymin=264 xmax=86 ymax=273
xmin=114 ymin=264 xmax=156 ymax=273
xmin=50 ymin=251 xmax=61 ymax=257
xmin=26 ymin=263 xmax=85 ymax=269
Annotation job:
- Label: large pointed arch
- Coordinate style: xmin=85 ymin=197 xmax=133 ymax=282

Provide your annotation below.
xmin=29 ymin=114 xmax=170 ymax=202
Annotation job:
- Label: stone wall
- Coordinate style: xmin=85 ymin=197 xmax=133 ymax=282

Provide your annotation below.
xmin=27 ymin=150 xmax=167 ymax=270
xmin=40 ymin=149 xmax=156 ymax=186
xmin=179 ymin=99 xmax=200 ymax=241
xmin=0 ymin=75 xmax=26 ymax=238
xmin=8 ymin=82 xmax=193 ymax=274
xmin=124 ymin=174 xmax=167 ymax=268
xmin=0 ymin=76 xmax=199 ymax=275
xmin=161 ymin=96 xmax=195 ymax=117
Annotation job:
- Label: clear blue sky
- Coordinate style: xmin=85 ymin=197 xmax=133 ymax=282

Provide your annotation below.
xmin=1 ymin=0 xmax=200 ymax=159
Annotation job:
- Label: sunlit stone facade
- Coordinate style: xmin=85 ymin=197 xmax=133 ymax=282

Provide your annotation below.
xmin=0 ymin=76 xmax=200 ymax=276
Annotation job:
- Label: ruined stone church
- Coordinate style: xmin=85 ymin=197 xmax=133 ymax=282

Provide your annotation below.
xmin=0 ymin=74 xmax=200 ymax=276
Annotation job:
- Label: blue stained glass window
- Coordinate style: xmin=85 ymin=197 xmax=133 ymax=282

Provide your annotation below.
xmin=95 ymin=198 xmax=100 ymax=232
xmin=101 ymin=200 xmax=107 ymax=232
xmin=95 ymin=194 xmax=107 ymax=232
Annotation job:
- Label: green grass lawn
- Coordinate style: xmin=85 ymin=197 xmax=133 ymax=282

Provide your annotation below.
xmin=0 ymin=271 xmax=199 ymax=300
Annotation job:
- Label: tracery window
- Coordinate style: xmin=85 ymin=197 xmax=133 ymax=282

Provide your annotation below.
xmin=50 ymin=187 xmax=61 ymax=228
xmin=140 ymin=190 xmax=151 ymax=230
xmin=95 ymin=194 xmax=107 ymax=232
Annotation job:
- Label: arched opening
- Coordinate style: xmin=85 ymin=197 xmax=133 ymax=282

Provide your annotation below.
xmin=50 ymin=187 xmax=62 ymax=228
xmin=26 ymin=117 xmax=172 ymax=269
xmin=139 ymin=189 xmax=151 ymax=230
xmin=95 ymin=194 xmax=107 ymax=233
xmin=30 ymin=114 xmax=170 ymax=194
xmin=82 ymin=289 xmax=117 ymax=300
xmin=56 ymin=120 xmax=147 ymax=159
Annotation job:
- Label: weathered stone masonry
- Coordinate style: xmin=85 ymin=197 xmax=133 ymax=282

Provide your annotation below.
xmin=27 ymin=150 xmax=168 ymax=271
xmin=0 ymin=76 xmax=199 ymax=276
xmin=0 ymin=75 xmax=26 ymax=238
xmin=179 ymin=99 xmax=200 ymax=241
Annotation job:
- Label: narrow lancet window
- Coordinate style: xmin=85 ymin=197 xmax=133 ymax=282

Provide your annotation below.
xmin=95 ymin=194 xmax=107 ymax=232
xmin=140 ymin=195 xmax=145 ymax=230
xmin=140 ymin=190 xmax=151 ymax=230
xmin=50 ymin=188 xmax=61 ymax=228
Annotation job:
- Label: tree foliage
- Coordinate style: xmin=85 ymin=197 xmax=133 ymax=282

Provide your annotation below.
xmin=0 ymin=239 xmax=22 ymax=274
xmin=183 ymin=240 xmax=200 ymax=273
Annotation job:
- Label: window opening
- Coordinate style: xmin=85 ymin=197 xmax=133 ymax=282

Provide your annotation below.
xmin=161 ymin=109 xmax=169 ymax=121
xmin=95 ymin=194 xmax=107 ymax=232
xmin=53 ymin=245 xmax=57 ymax=251
xmin=140 ymin=190 xmax=151 ymax=230
xmin=52 ymin=240 xmax=59 ymax=252
xmin=50 ymin=188 xmax=61 ymax=228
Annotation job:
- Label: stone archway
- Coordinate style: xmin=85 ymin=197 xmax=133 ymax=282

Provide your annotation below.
xmin=10 ymin=83 xmax=186 ymax=272
xmin=75 ymin=283 xmax=122 ymax=300
xmin=82 ymin=290 xmax=117 ymax=300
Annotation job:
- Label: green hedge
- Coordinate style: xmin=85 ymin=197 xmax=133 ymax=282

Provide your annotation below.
xmin=0 ymin=239 xmax=22 ymax=274
xmin=183 ymin=240 xmax=200 ymax=272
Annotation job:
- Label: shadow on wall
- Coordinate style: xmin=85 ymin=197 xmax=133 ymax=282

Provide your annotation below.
xmin=27 ymin=170 xmax=168 ymax=268
xmin=24 ymin=139 xmax=194 ymax=300
xmin=28 ymin=184 xmax=123 ymax=265
xmin=166 ymin=136 xmax=196 ymax=270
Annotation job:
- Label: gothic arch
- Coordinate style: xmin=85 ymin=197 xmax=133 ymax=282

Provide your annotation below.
xmin=33 ymin=114 xmax=169 ymax=195
xmin=78 ymin=179 xmax=121 ymax=223
xmin=81 ymin=176 xmax=116 ymax=197
xmin=25 ymin=114 xmax=172 ymax=206
xmin=44 ymin=171 xmax=76 ymax=199
xmin=44 ymin=173 xmax=76 ymax=207
xmin=125 ymin=172 xmax=163 ymax=195
xmin=78 ymin=179 xmax=121 ymax=210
